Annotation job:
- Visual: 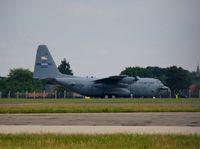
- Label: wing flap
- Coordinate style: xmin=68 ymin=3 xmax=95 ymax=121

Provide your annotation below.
xmin=94 ymin=75 xmax=127 ymax=84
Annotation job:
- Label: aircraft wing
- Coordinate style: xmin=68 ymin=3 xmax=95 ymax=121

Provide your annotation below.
xmin=94 ymin=75 xmax=127 ymax=84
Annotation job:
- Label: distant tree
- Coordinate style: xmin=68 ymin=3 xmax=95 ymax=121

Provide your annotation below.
xmin=166 ymin=66 xmax=192 ymax=92
xmin=146 ymin=66 xmax=167 ymax=85
xmin=5 ymin=68 xmax=43 ymax=92
xmin=57 ymin=58 xmax=73 ymax=95
xmin=58 ymin=58 xmax=73 ymax=75
xmin=0 ymin=77 xmax=6 ymax=92
xmin=120 ymin=67 xmax=152 ymax=77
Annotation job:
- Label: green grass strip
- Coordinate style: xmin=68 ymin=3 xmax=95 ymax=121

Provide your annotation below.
xmin=0 ymin=98 xmax=200 ymax=103
xmin=0 ymin=133 xmax=199 ymax=149
xmin=0 ymin=103 xmax=200 ymax=113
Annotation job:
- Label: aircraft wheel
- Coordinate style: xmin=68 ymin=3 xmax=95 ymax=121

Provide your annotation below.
xmin=112 ymin=95 xmax=115 ymax=98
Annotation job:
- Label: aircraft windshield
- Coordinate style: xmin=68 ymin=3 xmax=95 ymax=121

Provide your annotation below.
xmin=157 ymin=80 xmax=163 ymax=86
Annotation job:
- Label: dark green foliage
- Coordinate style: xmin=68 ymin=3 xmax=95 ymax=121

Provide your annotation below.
xmin=57 ymin=58 xmax=73 ymax=94
xmin=166 ymin=66 xmax=192 ymax=91
xmin=58 ymin=58 xmax=73 ymax=75
xmin=120 ymin=67 xmax=151 ymax=77
xmin=2 ymin=68 xmax=43 ymax=93
xmin=0 ymin=77 xmax=6 ymax=92
xmin=0 ymin=58 xmax=74 ymax=95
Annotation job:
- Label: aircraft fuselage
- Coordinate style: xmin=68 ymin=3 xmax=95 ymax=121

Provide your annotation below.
xmin=55 ymin=76 xmax=170 ymax=98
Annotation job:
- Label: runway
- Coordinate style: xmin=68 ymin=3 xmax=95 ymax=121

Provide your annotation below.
xmin=0 ymin=112 xmax=200 ymax=134
xmin=0 ymin=112 xmax=200 ymax=126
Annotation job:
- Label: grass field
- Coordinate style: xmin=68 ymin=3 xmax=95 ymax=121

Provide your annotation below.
xmin=0 ymin=98 xmax=200 ymax=113
xmin=0 ymin=133 xmax=199 ymax=149
xmin=0 ymin=103 xmax=200 ymax=113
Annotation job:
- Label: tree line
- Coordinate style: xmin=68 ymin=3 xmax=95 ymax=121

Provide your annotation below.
xmin=0 ymin=58 xmax=199 ymax=97
xmin=0 ymin=59 xmax=73 ymax=96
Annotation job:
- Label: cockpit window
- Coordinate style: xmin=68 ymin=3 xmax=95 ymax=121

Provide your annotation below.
xmin=157 ymin=80 xmax=163 ymax=85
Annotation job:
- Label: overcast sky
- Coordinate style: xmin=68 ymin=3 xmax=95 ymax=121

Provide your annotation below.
xmin=0 ymin=0 xmax=200 ymax=77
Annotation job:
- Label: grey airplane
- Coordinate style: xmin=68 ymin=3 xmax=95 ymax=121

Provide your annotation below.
xmin=33 ymin=45 xmax=171 ymax=98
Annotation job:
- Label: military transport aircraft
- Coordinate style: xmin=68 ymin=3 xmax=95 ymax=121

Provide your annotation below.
xmin=33 ymin=45 xmax=171 ymax=98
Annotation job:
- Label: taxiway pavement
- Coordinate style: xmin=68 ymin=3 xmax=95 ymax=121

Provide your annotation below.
xmin=0 ymin=112 xmax=199 ymax=126
xmin=0 ymin=112 xmax=200 ymax=134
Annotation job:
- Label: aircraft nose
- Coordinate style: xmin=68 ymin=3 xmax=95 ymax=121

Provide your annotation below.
xmin=158 ymin=86 xmax=171 ymax=98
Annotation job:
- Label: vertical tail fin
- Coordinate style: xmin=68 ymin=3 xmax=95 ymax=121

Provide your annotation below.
xmin=33 ymin=45 xmax=62 ymax=79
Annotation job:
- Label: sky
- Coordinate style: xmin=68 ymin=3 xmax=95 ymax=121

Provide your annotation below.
xmin=0 ymin=0 xmax=200 ymax=78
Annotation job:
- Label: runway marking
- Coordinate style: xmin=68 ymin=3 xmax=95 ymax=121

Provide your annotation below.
xmin=0 ymin=125 xmax=200 ymax=134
